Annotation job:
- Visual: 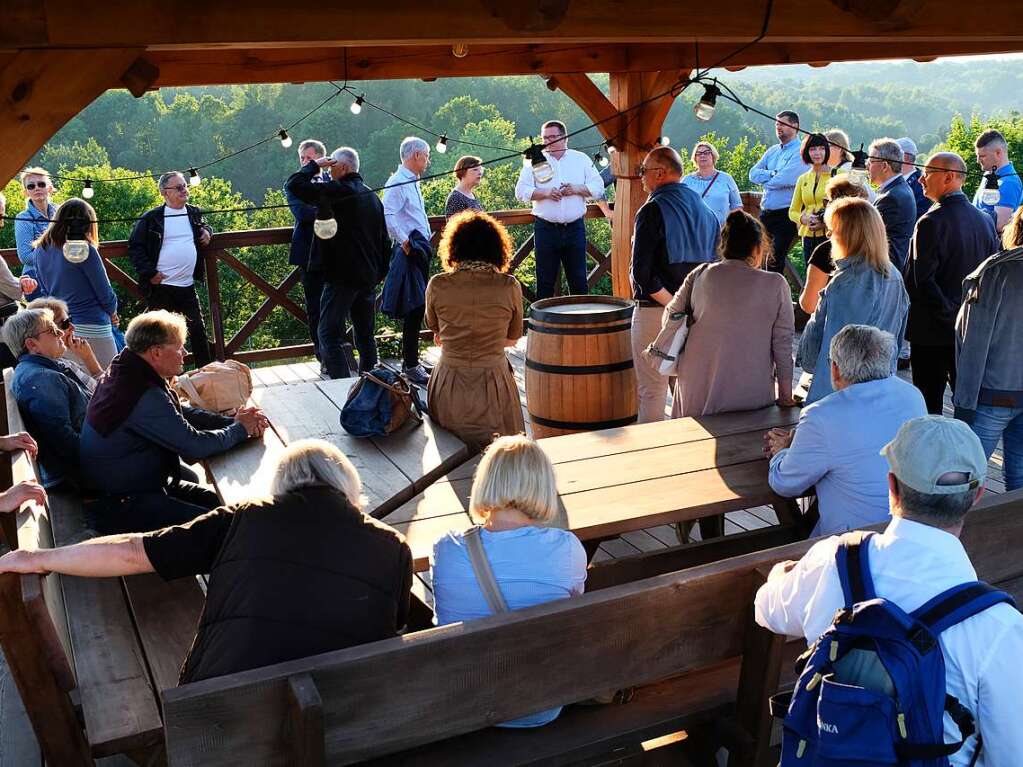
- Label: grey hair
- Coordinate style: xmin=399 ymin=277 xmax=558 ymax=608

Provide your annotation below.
xmin=829 ymin=324 xmax=895 ymax=384
xmin=330 ymin=146 xmax=360 ymax=172
xmin=3 ymin=309 xmax=50 ymax=357
xmin=869 ymin=139 xmax=904 ymax=174
xmin=26 ymin=296 xmax=69 ymax=316
xmin=270 ymin=438 xmax=363 ymax=510
xmin=895 ymin=477 xmax=976 ymax=528
xmin=125 ymin=310 xmax=187 ymax=353
xmin=158 ymin=171 xmax=185 ymax=190
xmin=297 ymin=139 xmax=326 ymax=157
xmin=399 ymin=136 xmax=429 ymax=162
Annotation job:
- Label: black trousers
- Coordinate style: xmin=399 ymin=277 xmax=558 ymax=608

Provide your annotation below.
xmin=300 ymin=267 xmax=326 ymax=360
xmin=760 ymin=208 xmax=798 ymax=275
xmin=403 ymin=305 xmax=426 ymax=369
xmin=911 ymin=344 xmax=956 ymax=415
xmin=85 ymin=480 xmax=220 ymax=535
xmin=147 ymin=283 xmax=212 ymax=367
xmin=319 ymin=282 xmax=378 ymax=378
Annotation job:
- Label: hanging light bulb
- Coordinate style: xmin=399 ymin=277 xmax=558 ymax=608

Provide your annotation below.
xmin=524 ymin=144 xmax=554 ymax=185
xmin=693 ymin=82 xmax=721 ymax=122
xmin=188 ymin=168 xmax=201 ymax=187
xmin=313 ymin=202 xmax=338 ymax=240
xmin=657 ymin=136 xmax=670 ymax=147
xmin=82 ymin=179 xmax=95 ymax=199
xmin=63 ymin=216 xmax=90 ymax=264
xmin=980 ymin=168 xmax=1002 ymax=206
xmin=452 ymin=42 xmax=469 ymax=58
xmin=350 ymin=94 xmax=365 ymax=115
xmin=594 ymin=151 xmax=609 ymax=169
xmin=278 ymin=128 xmax=293 ymax=149
xmin=435 ymin=135 xmax=449 ymax=154
xmin=848 ymin=145 xmax=869 ymax=187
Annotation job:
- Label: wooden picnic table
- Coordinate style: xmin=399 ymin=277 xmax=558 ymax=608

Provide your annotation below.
xmin=205 ymin=378 xmax=470 ymax=518
xmin=384 ymin=405 xmax=805 ymax=571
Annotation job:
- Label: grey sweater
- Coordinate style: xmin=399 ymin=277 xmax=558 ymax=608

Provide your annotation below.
xmin=954 ymin=247 xmax=1023 ymax=415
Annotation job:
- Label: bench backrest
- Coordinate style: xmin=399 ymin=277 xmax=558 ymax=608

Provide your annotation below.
xmin=162 ymin=489 xmax=1023 ymax=767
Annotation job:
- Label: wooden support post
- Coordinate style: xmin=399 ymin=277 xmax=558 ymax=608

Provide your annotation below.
xmin=205 ymin=251 xmax=227 ymax=361
xmin=286 ymin=673 xmax=326 ymax=767
xmin=0 ymin=573 xmax=92 ymax=767
xmin=0 ymin=48 xmax=141 ymax=185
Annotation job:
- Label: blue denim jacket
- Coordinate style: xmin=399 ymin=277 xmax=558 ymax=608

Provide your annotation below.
xmin=10 ymin=354 xmax=90 ymax=488
xmin=797 ymin=256 xmax=909 ymax=404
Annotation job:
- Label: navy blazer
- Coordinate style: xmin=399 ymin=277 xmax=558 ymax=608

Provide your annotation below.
xmin=905 ymin=169 xmax=931 ymax=221
xmin=874 ymin=175 xmax=917 ymax=272
xmin=285 ymin=183 xmax=317 ymax=270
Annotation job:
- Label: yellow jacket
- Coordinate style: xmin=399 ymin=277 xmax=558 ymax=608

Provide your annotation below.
xmin=788 ymin=168 xmax=834 ymax=237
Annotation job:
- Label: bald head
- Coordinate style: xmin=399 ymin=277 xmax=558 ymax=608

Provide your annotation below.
xmin=920 ymin=151 xmax=967 ymax=202
xmin=640 ymin=146 xmax=683 ymax=193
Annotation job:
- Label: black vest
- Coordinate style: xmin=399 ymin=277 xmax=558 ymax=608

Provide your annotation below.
xmin=179 ymin=487 xmax=411 ymax=684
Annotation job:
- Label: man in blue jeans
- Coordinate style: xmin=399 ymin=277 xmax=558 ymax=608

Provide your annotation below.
xmin=955 ymin=233 xmax=1023 ymax=491
xmin=515 ymin=120 xmax=605 ymax=299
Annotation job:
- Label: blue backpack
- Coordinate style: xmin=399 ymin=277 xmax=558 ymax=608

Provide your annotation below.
xmin=773 ymin=531 xmax=1014 ymax=766
xmin=339 ymin=368 xmax=426 ymax=437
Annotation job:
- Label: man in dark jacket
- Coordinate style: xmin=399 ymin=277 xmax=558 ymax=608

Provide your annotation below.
xmin=127 ymin=171 xmax=214 ymax=367
xmin=897 ymin=137 xmax=930 ymax=221
xmin=285 ymin=139 xmax=329 ymax=365
xmin=286 ymin=147 xmax=390 ymax=379
xmin=79 ymin=310 xmax=267 ymax=533
xmin=869 ymin=138 xmax=917 ymax=272
xmin=905 ymin=152 xmax=999 ymax=414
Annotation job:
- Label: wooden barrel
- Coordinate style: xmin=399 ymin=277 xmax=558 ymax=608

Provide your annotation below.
xmin=525 ymin=296 xmax=637 ymax=439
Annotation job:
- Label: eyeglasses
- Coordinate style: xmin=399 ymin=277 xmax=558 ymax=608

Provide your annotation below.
xmin=30 ymin=325 xmax=61 ymax=341
xmin=164 ymin=185 xmax=188 ymax=192
xmin=694 ymin=150 xmax=714 ymax=157
xmin=24 ymin=181 xmax=49 ymax=191
xmin=638 ymin=165 xmax=666 ymax=175
xmin=57 ymin=317 xmax=73 ymax=331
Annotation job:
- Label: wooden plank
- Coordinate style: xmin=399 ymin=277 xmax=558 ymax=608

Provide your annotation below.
xmin=285 ymin=675 xmax=325 ymax=767
xmin=47 ymin=494 xmax=165 ymax=757
xmin=536 ymin=406 xmax=800 ymax=466
xmin=0 ymin=651 xmax=42 ymax=767
xmin=122 ymin=574 xmax=205 ymax=693
xmin=205 ymin=424 xmax=288 ymax=506
xmin=390 ymin=512 xmax=474 ymax=573
xmin=163 ymin=493 xmax=1023 ymax=767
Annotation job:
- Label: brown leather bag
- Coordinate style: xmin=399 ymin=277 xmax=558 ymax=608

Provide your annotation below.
xmin=173 ymin=360 xmax=253 ymax=413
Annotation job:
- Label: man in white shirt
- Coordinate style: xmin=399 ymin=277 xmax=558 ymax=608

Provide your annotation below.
xmin=756 ymin=415 xmax=1023 ymax=766
xmin=515 ymin=120 xmax=604 ymax=299
xmin=127 ymin=172 xmax=214 ymax=366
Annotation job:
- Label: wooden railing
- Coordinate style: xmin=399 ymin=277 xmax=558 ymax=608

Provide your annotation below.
xmin=0 ymin=205 xmax=613 ymax=365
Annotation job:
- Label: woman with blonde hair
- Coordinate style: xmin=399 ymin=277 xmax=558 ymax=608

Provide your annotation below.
xmin=32 ymin=197 xmax=120 ymax=367
xmin=426 ymin=210 xmax=525 ymax=450
xmin=681 ymin=140 xmax=743 ymax=227
xmin=0 ymin=437 xmax=413 ymax=684
xmin=432 ymin=434 xmax=586 ymax=727
xmin=798 ymin=197 xmax=909 ymax=404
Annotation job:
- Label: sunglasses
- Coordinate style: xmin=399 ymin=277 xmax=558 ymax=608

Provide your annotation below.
xmin=57 ymin=317 xmax=72 ymax=331
xmin=24 ymin=181 xmax=49 ymax=191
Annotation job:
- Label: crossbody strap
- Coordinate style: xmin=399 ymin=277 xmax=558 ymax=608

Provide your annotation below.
xmin=463 ymin=526 xmax=510 ymax=614
xmin=700 ymin=172 xmax=720 ymax=198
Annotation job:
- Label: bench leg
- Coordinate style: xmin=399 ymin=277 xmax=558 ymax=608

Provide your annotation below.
xmin=0 ymin=574 xmax=93 ymax=766
xmin=286 ymin=673 xmax=326 ymax=767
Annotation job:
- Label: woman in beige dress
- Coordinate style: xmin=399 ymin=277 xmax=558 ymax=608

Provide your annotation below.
xmin=672 ymin=210 xmax=796 ymax=417
xmin=425 ymin=210 xmax=525 ymax=451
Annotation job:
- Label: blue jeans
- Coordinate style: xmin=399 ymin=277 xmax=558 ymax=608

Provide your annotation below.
xmin=319 ymin=282 xmax=378 ymax=379
xmin=968 ymin=405 xmax=1023 ymax=492
xmin=534 ymin=218 xmax=588 ymax=299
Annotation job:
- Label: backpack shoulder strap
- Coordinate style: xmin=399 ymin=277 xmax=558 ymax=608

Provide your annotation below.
xmin=912 ymin=581 xmax=1016 ymax=636
xmin=836 ymin=531 xmax=877 ymax=608
xmin=463 ymin=526 xmax=510 ymax=614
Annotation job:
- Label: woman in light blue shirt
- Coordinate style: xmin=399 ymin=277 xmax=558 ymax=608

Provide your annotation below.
xmin=798 ymin=198 xmax=908 ymax=405
xmin=432 ymin=434 xmax=587 ymax=728
xmin=681 ymin=141 xmax=743 ymax=228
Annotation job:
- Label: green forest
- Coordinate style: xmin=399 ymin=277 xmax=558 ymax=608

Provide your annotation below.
xmin=3 ymin=57 xmax=1022 ymax=357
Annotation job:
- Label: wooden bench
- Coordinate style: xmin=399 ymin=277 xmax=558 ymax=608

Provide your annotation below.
xmin=0 ymin=370 xmax=206 ymax=765
xmin=161 ymin=489 xmax=1023 ymax=767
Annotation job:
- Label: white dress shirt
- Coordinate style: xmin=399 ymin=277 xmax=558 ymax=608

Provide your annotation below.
xmin=382 ymin=164 xmax=430 ymax=245
xmin=755 ymin=517 xmax=1023 ymax=766
xmin=514 ymin=148 xmax=604 ymax=224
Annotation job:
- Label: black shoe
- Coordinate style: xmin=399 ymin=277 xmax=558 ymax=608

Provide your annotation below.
xmin=403 ymin=364 xmax=430 ymax=386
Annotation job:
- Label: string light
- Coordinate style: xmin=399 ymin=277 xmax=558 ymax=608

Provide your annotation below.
xmin=657 ymin=136 xmax=671 ymax=147
xmin=313 ymin=201 xmax=338 ymax=240
xmin=277 ymin=128 xmax=293 ymax=149
xmin=63 ymin=217 xmax=90 ymax=264
xmin=848 ymin=145 xmax=869 ymax=187
xmin=980 ymin=168 xmax=1001 ymax=205
xmin=452 ymin=43 xmax=469 ymax=58
xmin=524 ymin=144 xmax=554 ymax=184
xmin=188 ymin=168 xmax=202 ymax=187
xmin=694 ymin=82 xmax=721 ymax=122
xmin=435 ymin=135 xmax=449 ymax=154
xmin=593 ymin=151 xmax=609 ymax=168
xmin=82 ymin=180 xmax=95 ymax=199
xmin=350 ymin=94 xmax=365 ymax=115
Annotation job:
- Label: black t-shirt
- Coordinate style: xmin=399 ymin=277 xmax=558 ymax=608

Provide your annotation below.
xmin=808 ymin=239 xmax=835 ymax=274
xmin=143 ymin=507 xmax=232 ymax=578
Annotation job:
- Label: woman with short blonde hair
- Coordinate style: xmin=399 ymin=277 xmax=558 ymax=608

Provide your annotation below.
xmin=681 ymin=140 xmax=743 ymax=227
xmin=432 ymin=434 xmax=585 ymax=728
xmin=799 ymin=197 xmax=909 ymax=404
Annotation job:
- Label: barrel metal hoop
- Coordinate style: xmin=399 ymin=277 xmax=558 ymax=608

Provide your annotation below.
xmin=529 ymin=413 xmax=638 ymax=431
xmin=525 ymin=359 xmax=634 ymax=375
xmin=528 ymin=306 xmax=635 ymax=324
xmin=526 ymin=321 xmax=633 ymax=336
